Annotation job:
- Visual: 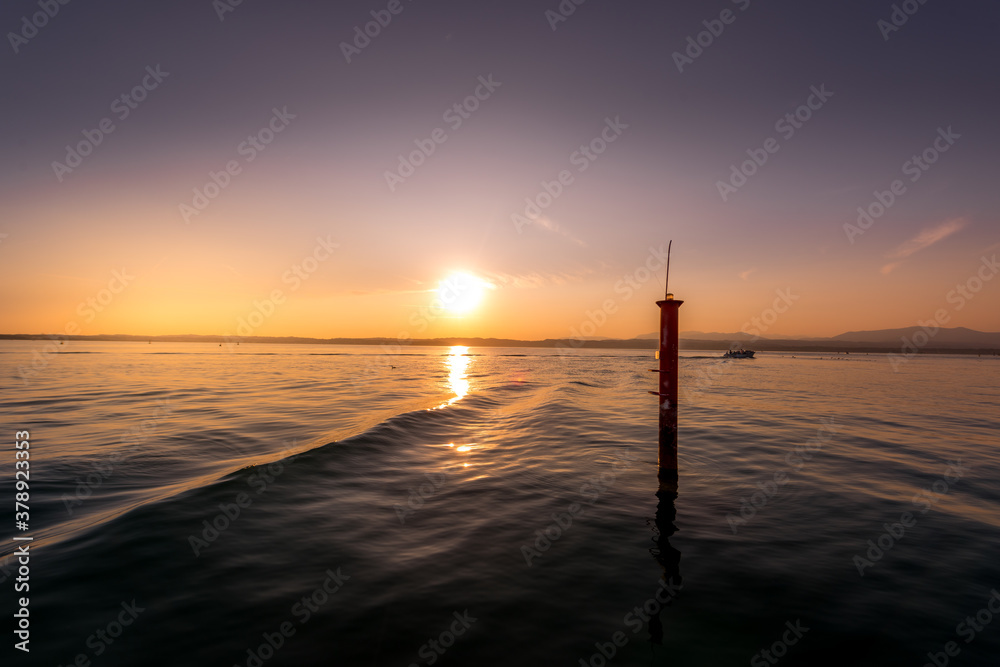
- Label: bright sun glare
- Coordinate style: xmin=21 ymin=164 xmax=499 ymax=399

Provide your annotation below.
xmin=437 ymin=272 xmax=492 ymax=315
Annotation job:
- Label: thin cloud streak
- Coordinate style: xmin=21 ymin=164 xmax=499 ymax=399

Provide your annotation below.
xmin=484 ymin=267 xmax=598 ymax=289
xmin=531 ymin=216 xmax=586 ymax=247
xmin=881 ymin=218 xmax=966 ymax=274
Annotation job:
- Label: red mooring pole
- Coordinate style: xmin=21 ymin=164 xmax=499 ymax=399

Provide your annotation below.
xmin=655 ymin=295 xmax=682 ymax=480
xmin=649 ymin=241 xmax=681 ymax=482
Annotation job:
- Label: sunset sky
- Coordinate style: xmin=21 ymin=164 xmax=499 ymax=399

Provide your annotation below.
xmin=1 ymin=0 xmax=998 ymax=340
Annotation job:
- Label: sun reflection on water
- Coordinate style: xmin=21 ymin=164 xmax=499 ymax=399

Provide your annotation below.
xmin=434 ymin=345 xmax=470 ymax=409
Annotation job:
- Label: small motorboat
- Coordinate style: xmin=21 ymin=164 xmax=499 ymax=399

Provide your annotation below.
xmin=723 ymin=349 xmax=755 ymax=359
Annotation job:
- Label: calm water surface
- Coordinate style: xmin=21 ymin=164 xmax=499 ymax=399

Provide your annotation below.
xmin=1 ymin=341 xmax=998 ymax=666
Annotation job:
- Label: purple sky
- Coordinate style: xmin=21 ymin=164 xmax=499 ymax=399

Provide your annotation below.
xmin=1 ymin=0 xmax=998 ymax=338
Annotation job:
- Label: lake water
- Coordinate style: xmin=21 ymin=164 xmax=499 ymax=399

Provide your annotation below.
xmin=1 ymin=341 xmax=998 ymax=666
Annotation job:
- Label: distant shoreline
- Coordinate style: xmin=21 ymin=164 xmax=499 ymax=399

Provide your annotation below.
xmin=1 ymin=333 xmax=997 ymax=356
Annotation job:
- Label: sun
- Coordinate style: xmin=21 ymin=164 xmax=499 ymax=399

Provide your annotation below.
xmin=437 ymin=272 xmax=492 ymax=315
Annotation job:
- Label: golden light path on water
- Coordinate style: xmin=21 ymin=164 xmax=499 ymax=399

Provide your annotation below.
xmin=438 ymin=345 xmax=478 ymax=468
xmin=444 ymin=345 xmax=470 ymax=406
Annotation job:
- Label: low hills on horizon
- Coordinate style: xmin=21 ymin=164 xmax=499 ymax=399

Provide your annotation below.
xmin=655 ymin=326 xmax=1000 ymax=348
xmin=2 ymin=326 xmax=999 ymax=354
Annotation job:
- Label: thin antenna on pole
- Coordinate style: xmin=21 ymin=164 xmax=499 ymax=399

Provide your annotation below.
xmin=664 ymin=240 xmax=672 ymax=300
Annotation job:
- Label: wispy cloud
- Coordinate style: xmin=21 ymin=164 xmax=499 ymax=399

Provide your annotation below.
xmin=483 ymin=266 xmax=598 ymax=289
xmin=220 ymin=264 xmax=244 ymax=279
xmin=881 ymin=218 xmax=965 ymax=274
xmin=529 ymin=216 xmax=586 ymax=247
xmin=879 ymin=261 xmax=902 ymax=275
xmin=739 ymin=268 xmax=756 ymax=281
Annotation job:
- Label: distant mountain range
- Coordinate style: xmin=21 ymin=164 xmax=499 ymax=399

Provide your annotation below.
xmin=637 ymin=331 xmax=806 ymax=341
xmin=2 ymin=327 xmax=998 ymax=353
xmin=829 ymin=326 xmax=1000 ymax=347
xmin=635 ymin=326 xmax=1000 ymax=350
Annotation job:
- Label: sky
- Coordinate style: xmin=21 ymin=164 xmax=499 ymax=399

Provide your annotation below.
xmin=1 ymin=0 xmax=998 ymax=340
